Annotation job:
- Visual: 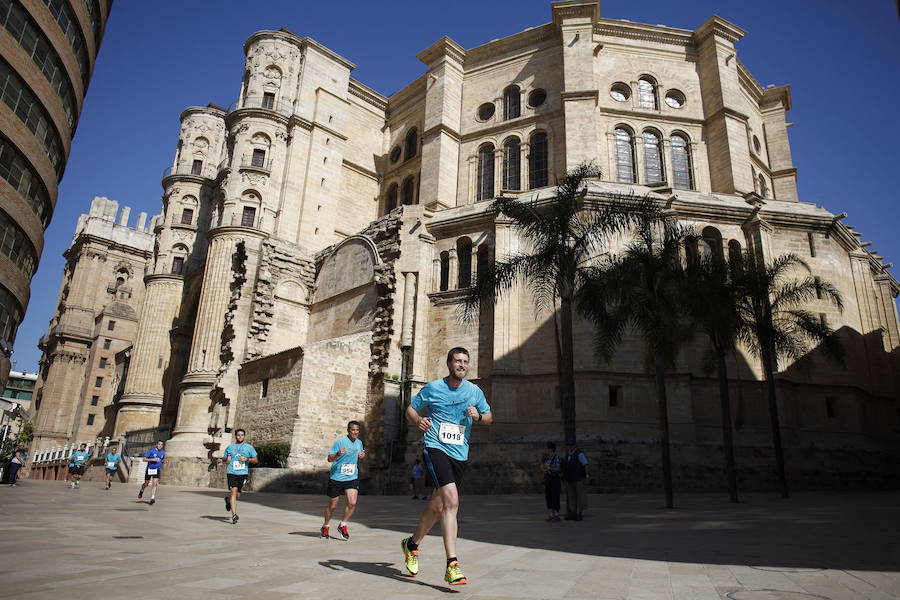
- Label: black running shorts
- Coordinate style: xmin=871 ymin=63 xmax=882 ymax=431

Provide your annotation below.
xmin=69 ymin=465 xmax=85 ymax=476
xmin=326 ymin=478 xmax=359 ymax=498
xmin=144 ymin=467 xmax=161 ymax=480
xmin=423 ymin=447 xmax=465 ymax=490
xmin=227 ymin=474 xmax=248 ymax=492
xmin=105 ymin=468 xmax=117 ymax=475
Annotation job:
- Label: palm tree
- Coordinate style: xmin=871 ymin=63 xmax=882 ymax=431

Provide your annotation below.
xmin=732 ymin=252 xmax=845 ymax=498
xmin=682 ymin=251 xmax=741 ymax=503
xmin=577 ymin=207 xmax=692 ymax=508
xmin=461 ymin=163 xmax=637 ymax=442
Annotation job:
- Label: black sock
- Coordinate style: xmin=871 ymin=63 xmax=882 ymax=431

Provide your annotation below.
xmin=447 ymin=557 xmax=457 ymax=566
xmin=406 ymin=538 xmax=418 ymax=551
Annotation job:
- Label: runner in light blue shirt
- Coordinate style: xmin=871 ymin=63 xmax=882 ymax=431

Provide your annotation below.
xmin=321 ymin=421 xmax=366 ymax=540
xmin=104 ymin=450 xmax=121 ymax=490
xmin=67 ymin=443 xmax=90 ymax=489
xmin=221 ymin=429 xmax=258 ymax=524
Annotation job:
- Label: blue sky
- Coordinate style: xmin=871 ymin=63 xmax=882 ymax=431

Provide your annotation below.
xmin=9 ymin=0 xmax=900 ymax=373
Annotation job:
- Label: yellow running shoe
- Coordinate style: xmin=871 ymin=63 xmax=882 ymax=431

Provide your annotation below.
xmin=444 ymin=561 xmax=467 ymax=585
xmin=400 ymin=538 xmax=419 ymax=576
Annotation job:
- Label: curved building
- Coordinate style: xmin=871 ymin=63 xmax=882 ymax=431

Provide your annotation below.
xmin=0 ymin=0 xmax=113 ymax=384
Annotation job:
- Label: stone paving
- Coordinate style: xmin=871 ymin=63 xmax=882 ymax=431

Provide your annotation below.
xmin=0 ymin=481 xmax=898 ymax=599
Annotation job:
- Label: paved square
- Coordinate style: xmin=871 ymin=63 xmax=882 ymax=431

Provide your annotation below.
xmin=1 ymin=482 xmax=897 ymax=599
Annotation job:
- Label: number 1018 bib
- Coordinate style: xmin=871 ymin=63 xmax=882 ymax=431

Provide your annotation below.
xmin=438 ymin=422 xmax=464 ymax=445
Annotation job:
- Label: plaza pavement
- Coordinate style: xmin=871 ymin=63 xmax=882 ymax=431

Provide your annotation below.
xmin=0 ymin=481 xmax=898 ymax=600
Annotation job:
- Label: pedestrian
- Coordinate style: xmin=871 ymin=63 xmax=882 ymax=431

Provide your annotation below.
xmin=104 ymin=448 xmax=122 ymax=490
xmin=7 ymin=443 xmax=27 ymax=486
xmin=321 ymin=421 xmax=366 ymax=540
xmin=222 ymin=428 xmax=258 ymax=524
xmin=400 ymin=347 xmax=492 ymax=586
xmin=138 ymin=440 xmax=166 ymax=505
xmin=411 ymin=459 xmax=424 ymax=499
xmin=563 ymin=438 xmax=589 ymax=521
xmin=68 ymin=443 xmax=89 ymax=488
xmin=540 ymin=441 xmax=561 ymax=521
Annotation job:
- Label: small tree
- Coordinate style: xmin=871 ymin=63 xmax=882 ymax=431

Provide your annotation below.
xmin=733 ymin=252 xmax=844 ymax=498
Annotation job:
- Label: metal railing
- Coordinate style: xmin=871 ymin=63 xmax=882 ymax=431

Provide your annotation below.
xmin=228 ymin=96 xmax=293 ymax=117
xmin=239 ymin=157 xmax=273 ymax=172
xmin=162 ymin=163 xmax=218 ymax=179
xmin=123 ymin=424 xmax=171 ymax=459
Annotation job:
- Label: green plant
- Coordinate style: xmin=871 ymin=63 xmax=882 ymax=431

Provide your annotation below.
xmin=254 ymin=443 xmax=290 ymax=468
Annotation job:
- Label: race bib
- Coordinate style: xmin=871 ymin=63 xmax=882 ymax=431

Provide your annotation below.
xmin=106 ymin=462 xmax=115 ymax=468
xmin=438 ymin=422 xmax=465 ymax=445
xmin=340 ymin=464 xmax=356 ymax=476
xmin=147 ymin=468 xmax=158 ymax=475
xmin=232 ymin=460 xmax=244 ymax=471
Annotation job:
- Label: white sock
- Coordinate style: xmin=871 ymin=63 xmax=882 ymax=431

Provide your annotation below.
xmin=339 ymin=521 xmax=346 ymax=527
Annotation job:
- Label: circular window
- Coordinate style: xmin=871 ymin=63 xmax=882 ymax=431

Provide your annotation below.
xmin=528 ymin=89 xmax=547 ymax=108
xmin=753 ymin=135 xmax=762 ymax=154
xmin=664 ymin=90 xmax=685 ymax=109
xmin=477 ymin=103 xmax=495 ymax=121
xmin=610 ymin=83 xmax=631 ymax=102
xmin=389 ymin=146 xmax=401 ymax=164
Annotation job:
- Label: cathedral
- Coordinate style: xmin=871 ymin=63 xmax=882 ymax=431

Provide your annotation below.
xmin=30 ymin=1 xmax=900 ymax=491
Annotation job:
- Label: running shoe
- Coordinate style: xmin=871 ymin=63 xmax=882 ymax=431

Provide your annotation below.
xmin=338 ymin=524 xmax=349 ymax=540
xmin=138 ymin=489 xmax=143 ymax=499
xmin=400 ymin=538 xmax=419 ymax=576
xmin=232 ymin=514 xmax=239 ymax=524
xmin=149 ymin=498 xmax=155 ymax=505
xmin=320 ymin=525 xmax=329 ymax=538
xmin=444 ymin=561 xmax=467 ymax=585
xmin=224 ymin=495 xmax=231 ymax=512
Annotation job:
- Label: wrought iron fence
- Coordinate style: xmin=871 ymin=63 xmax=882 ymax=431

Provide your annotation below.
xmin=123 ymin=424 xmax=171 ymax=459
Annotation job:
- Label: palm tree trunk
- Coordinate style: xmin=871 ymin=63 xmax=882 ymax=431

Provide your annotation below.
xmin=559 ymin=296 xmax=577 ymax=442
xmin=716 ymin=351 xmax=738 ymax=503
xmin=654 ymin=356 xmax=674 ymax=508
xmin=761 ymin=347 xmax=789 ymax=498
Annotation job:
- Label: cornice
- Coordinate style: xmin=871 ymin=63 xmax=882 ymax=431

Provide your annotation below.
xmin=693 ymin=15 xmax=746 ymax=45
xmin=594 ymin=19 xmax=694 ymax=47
xmin=207 ymin=225 xmax=269 ymax=242
xmin=464 ymin=23 xmax=559 ymax=69
xmin=417 ymin=36 xmax=467 ymax=67
xmin=552 ymin=1 xmax=600 ymax=26
xmin=427 ymin=288 xmax=471 ymax=306
xmin=342 ymin=159 xmax=378 ymax=181
xmin=288 ymin=115 xmax=349 ymax=142
xmin=387 ymin=75 xmax=427 ymax=117
xmin=761 ymin=85 xmax=792 ymax=111
xmin=348 ymin=79 xmax=388 ymax=112
xmin=561 ymin=90 xmax=599 ymax=102
xmin=423 ymin=123 xmax=461 ymax=143
xmin=459 ymin=108 xmax=563 ymax=143
xmin=226 ymin=106 xmax=290 ymax=129
xmin=736 ymin=60 xmax=764 ymax=103
xmin=179 ymin=105 xmax=227 ymax=122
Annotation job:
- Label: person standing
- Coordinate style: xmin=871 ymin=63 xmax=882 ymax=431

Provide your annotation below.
xmin=400 ymin=347 xmax=492 ymax=586
xmin=563 ymin=438 xmax=589 ymax=521
xmin=104 ymin=448 xmax=122 ymax=490
xmin=68 ymin=443 xmax=89 ymax=488
xmin=322 ymin=421 xmax=366 ymax=540
xmin=7 ymin=443 xmax=27 ymax=486
xmin=540 ymin=442 xmax=562 ymax=521
xmin=411 ymin=459 xmax=424 ymax=499
xmin=138 ymin=440 xmax=166 ymax=505
xmin=222 ymin=428 xmax=258 ymax=524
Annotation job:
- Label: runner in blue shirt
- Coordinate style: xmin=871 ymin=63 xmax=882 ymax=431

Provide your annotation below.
xmin=221 ymin=428 xmax=258 ymax=524
xmin=400 ymin=347 xmax=491 ymax=586
xmin=138 ymin=440 xmax=166 ymax=505
xmin=104 ymin=450 xmax=122 ymax=490
xmin=321 ymin=421 xmax=366 ymax=540
xmin=67 ymin=443 xmax=90 ymax=489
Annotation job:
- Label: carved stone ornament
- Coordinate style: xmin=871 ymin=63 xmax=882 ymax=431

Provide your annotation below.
xmin=275 ymin=129 xmax=290 ymax=142
xmin=241 ymin=172 xmax=269 ymax=186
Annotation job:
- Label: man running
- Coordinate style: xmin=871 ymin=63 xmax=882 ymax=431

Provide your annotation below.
xmin=222 ymin=428 xmax=258 ymax=524
xmin=322 ymin=421 xmax=366 ymax=540
xmin=138 ymin=440 xmax=166 ymax=505
xmin=400 ymin=347 xmax=492 ymax=586
xmin=68 ymin=443 xmax=90 ymax=488
xmin=104 ymin=448 xmax=122 ymax=490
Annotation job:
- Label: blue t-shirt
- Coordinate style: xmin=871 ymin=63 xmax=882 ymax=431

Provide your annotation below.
xmin=70 ymin=451 xmax=89 ymax=466
xmin=412 ymin=464 xmax=424 ymax=479
xmin=105 ymin=453 xmax=121 ymax=470
xmin=329 ymin=436 xmax=364 ymax=482
xmin=411 ymin=378 xmax=491 ymax=461
xmin=223 ymin=442 xmax=257 ymax=475
xmin=144 ymin=448 xmax=165 ymax=475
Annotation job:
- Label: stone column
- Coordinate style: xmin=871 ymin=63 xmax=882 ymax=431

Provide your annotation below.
xmin=448 ymin=248 xmax=458 ymax=291
xmin=432 ymin=257 xmax=441 ymax=292
xmin=400 ymin=272 xmax=418 ymax=348
xmin=114 ymin=274 xmax=184 ymax=436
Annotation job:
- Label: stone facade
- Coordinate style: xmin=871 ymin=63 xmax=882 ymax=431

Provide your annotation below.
xmin=30 ymin=2 xmax=900 ymax=492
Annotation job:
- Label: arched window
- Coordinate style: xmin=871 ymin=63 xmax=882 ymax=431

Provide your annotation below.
xmin=476 ymin=245 xmax=489 ymax=285
xmin=701 ymin=226 xmax=724 ymax=261
xmin=503 ymin=85 xmax=520 ymax=120
xmin=241 ymin=206 xmax=256 ymax=227
xmin=638 ymin=77 xmax=658 ymax=110
xmin=671 ymin=133 xmax=693 ymax=190
xmin=457 ymin=238 xmax=472 ymax=288
xmin=528 ymin=132 xmax=548 ymax=189
xmin=728 ymin=240 xmax=742 ymax=265
xmin=614 ymin=127 xmax=636 ymax=184
xmin=114 ymin=277 xmax=124 ymax=290
xmin=385 ymin=184 xmax=398 ymax=213
xmin=405 ymin=128 xmax=418 ymax=161
xmin=439 ymin=251 xmax=449 ymax=291
xmin=503 ymin=138 xmax=521 ymax=190
xmin=477 ymin=144 xmax=495 ymax=201
xmin=758 ymin=174 xmax=768 ymax=198
xmin=642 ymin=130 xmax=663 ymax=184
xmin=402 ymin=176 xmax=416 ymax=205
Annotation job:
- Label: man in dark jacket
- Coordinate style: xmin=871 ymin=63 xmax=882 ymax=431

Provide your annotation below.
xmin=563 ymin=438 xmax=589 ymax=520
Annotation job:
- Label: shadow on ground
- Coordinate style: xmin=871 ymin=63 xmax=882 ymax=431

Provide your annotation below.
xmin=181 ymin=488 xmax=900 ymax=572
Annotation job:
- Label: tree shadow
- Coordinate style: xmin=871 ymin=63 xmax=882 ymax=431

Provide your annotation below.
xmin=319 ymin=559 xmax=458 ymax=594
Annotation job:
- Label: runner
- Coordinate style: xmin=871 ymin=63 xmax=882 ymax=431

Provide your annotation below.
xmin=321 ymin=421 xmax=366 ymax=540
xmin=68 ymin=443 xmax=90 ymax=489
xmin=104 ymin=448 xmax=122 ymax=490
xmin=138 ymin=440 xmax=166 ymax=505
xmin=222 ymin=429 xmax=258 ymax=524
xmin=400 ymin=347 xmax=492 ymax=586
